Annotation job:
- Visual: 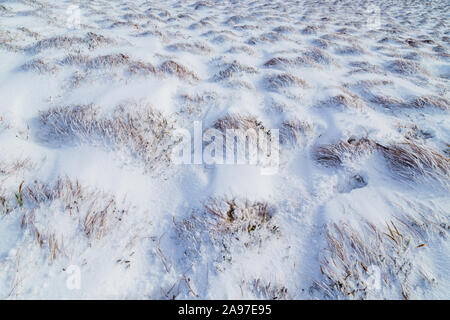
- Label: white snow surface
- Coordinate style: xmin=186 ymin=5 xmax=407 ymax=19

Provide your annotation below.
xmin=0 ymin=0 xmax=449 ymax=299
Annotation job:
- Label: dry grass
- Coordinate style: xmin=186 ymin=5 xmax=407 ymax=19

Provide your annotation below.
xmin=250 ymin=32 xmax=287 ymax=44
xmin=320 ymin=91 xmax=365 ymax=109
xmin=159 ymin=60 xmax=199 ymax=81
xmin=20 ymin=59 xmax=58 ymax=74
xmin=128 ymin=61 xmax=158 ymax=76
xmin=314 ymin=183 xmax=450 ymax=299
xmin=213 ymin=114 xmax=265 ymax=132
xmin=0 ymin=189 xmax=9 ymax=215
xmin=444 ymin=144 xmax=450 ymax=157
xmin=263 ymin=57 xmax=294 ymax=68
xmin=392 ymin=200 xmax=449 ymax=241
xmin=302 ymin=48 xmax=337 ymax=66
xmin=272 ymin=26 xmax=295 ymax=34
xmin=174 ymin=197 xmax=280 ymax=265
xmin=313 ymin=137 xmax=449 ymax=185
xmin=378 ymin=141 xmax=450 ymax=184
xmin=313 ymin=132 xmax=449 ymax=186
xmin=227 ymin=45 xmax=255 ymax=55
xmin=27 ymin=35 xmax=85 ymax=53
xmin=247 ymin=279 xmax=289 ymax=299
xmin=38 ymin=103 xmax=176 ymax=171
xmin=314 ymin=220 xmax=422 ymax=299
xmin=412 ymin=96 xmax=449 ymax=111
xmin=211 ymin=114 xmax=271 ymax=164
xmin=58 ymin=54 xmax=199 ymax=83
xmin=232 ymin=24 xmax=260 ymax=31
xmin=59 ymin=53 xmax=90 ymax=66
xmin=348 ymin=61 xmax=384 ymax=74
xmin=225 ymin=15 xmax=252 ymax=26
xmin=369 ymin=95 xmax=406 ymax=109
xmin=0 ymin=156 xmax=34 ymax=214
xmin=213 ymin=61 xmax=257 ymax=81
xmin=18 ymin=178 xmax=128 ymax=261
xmin=87 ymin=53 xmax=130 ymax=69
xmin=0 ymin=158 xmax=32 ymax=180
xmin=301 ymin=25 xmax=320 ymax=35
xmin=385 ymin=59 xmax=428 ymax=76
xmin=311 ymin=38 xmax=330 ymax=49
xmin=166 ymin=41 xmax=213 ymax=54
xmin=109 ymin=21 xmax=141 ymax=29
xmin=334 ymin=43 xmax=365 ymax=55
xmin=210 ymin=34 xmax=235 ymax=44
xmin=397 ymin=123 xmax=434 ymax=141
xmin=265 ymin=73 xmax=309 ymax=90
xmin=280 ymin=120 xmax=313 ymax=147
xmin=17 ymin=27 xmax=40 ymax=39
xmin=203 ymin=198 xmax=275 ymax=236
xmin=177 ymin=92 xmax=217 ymax=119
xmin=86 ymin=32 xmax=116 ymax=49
xmin=135 ymin=29 xmax=168 ymax=42
xmin=313 ymin=138 xmax=375 ymax=167
xmin=60 ymin=53 xmax=133 ymax=71
xmin=263 ymin=56 xmax=315 ymax=69
xmin=405 ymin=38 xmax=421 ymax=48
xmin=21 ymin=25 xmax=111 ymax=52
xmin=0 ymin=158 xmax=34 ymax=215
xmin=345 ymin=79 xmax=393 ymax=88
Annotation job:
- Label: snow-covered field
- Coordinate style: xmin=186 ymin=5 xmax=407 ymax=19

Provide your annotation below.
xmin=0 ymin=0 xmax=449 ymax=299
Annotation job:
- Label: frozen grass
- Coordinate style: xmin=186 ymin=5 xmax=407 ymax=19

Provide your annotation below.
xmin=38 ymin=104 xmax=176 ymax=171
xmin=20 ymin=178 xmax=127 ymax=244
xmin=385 ymin=59 xmax=429 ymax=77
xmin=0 ymin=158 xmax=33 ymax=180
xmin=213 ymin=114 xmax=266 ymax=132
xmin=313 ymin=138 xmax=375 ymax=167
xmin=174 ymin=197 xmax=280 ymax=267
xmin=314 ymin=198 xmax=449 ymax=299
xmin=166 ymin=41 xmax=213 ymax=54
xmin=318 ymin=91 xmax=366 ymax=109
xmin=27 ymin=33 xmax=116 ymax=53
xmin=128 ymin=61 xmax=158 ymax=76
xmin=244 ymin=279 xmax=289 ymax=300
xmin=159 ymin=60 xmax=200 ymax=82
xmin=314 ymin=221 xmax=415 ymax=299
xmin=280 ymin=120 xmax=314 ymax=148
xmin=20 ymin=58 xmax=58 ymax=74
xmin=379 ymin=141 xmax=450 ymax=185
xmin=0 ymin=177 xmax=130 ymax=267
xmin=314 ymin=138 xmax=449 ymax=186
xmin=264 ymin=73 xmax=310 ymax=90
xmin=412 ymin=96 xmax=449 ymax=111
xmin=0 ymin=158 xmax=33 ymax=214
xmin=213 ymin=61 xmax=258 ymax=81
xmin=86 ymin=53 xmax=130 ymax=69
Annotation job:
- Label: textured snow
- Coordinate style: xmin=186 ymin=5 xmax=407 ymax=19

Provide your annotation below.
xmin=0 ymin=0 xmax=449 ymax=299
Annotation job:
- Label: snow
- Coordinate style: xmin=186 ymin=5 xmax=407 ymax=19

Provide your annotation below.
xmin=0 ymin=0 xmax=449 ymax=299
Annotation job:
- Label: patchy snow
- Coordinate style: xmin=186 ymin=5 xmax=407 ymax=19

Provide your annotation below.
xmin=0 ymin=0 xmax=449 ymax=299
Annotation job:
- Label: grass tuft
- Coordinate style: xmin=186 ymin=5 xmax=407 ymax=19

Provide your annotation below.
xmin=38 ymin=103 xmax=176 ymax=172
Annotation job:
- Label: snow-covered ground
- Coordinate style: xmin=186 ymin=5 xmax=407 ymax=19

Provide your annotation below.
xmin=0 ymin=0 xmax=449 ymax=299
